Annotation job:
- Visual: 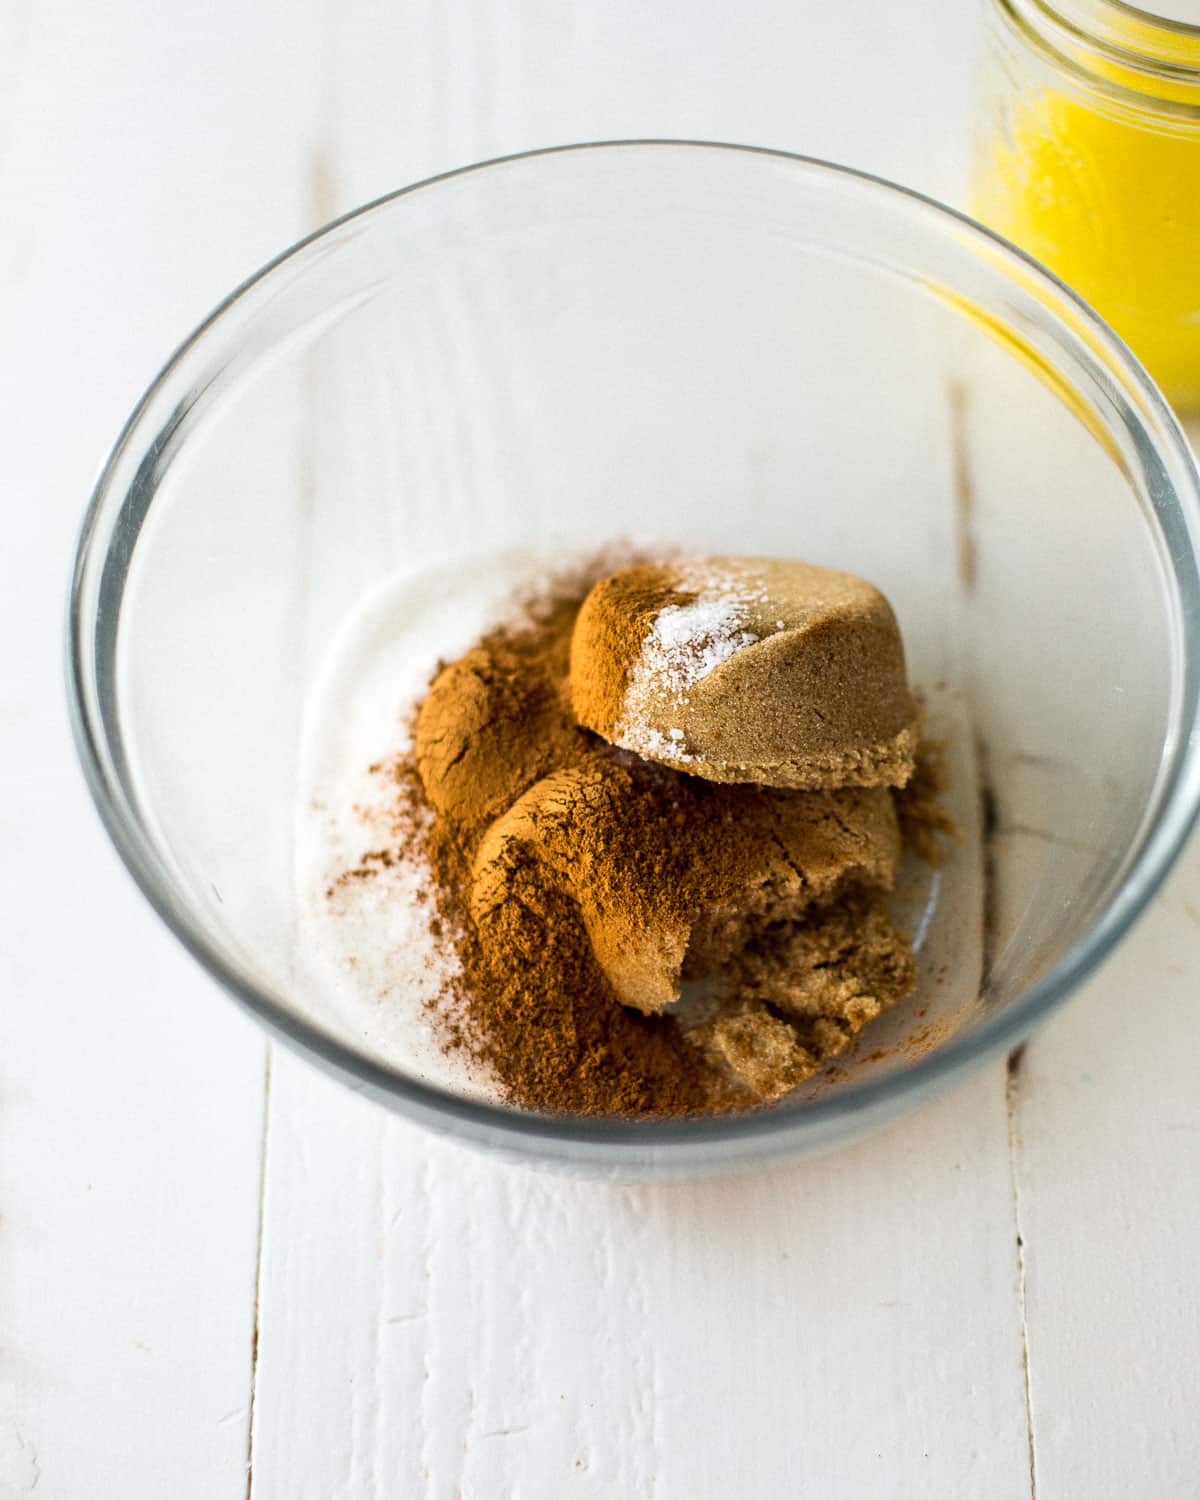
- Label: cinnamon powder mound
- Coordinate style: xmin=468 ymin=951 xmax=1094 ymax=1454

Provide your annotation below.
xmin=414 ymin=593 xmax=586 ymax=827
xmin=355 ymin=567 xmax=948 ymax=1118
xmin=399 ymin=593 xmax=712 ymax=1114
xmin=387 ymin=750 xmax=718 ymax=1117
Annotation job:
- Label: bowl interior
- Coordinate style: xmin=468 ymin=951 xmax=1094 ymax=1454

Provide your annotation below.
xmin=72 ymin=144 xmax=1200 ymax=1166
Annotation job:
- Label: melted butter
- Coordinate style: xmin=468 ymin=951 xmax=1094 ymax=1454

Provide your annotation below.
xmin=973 ymin=11 xmax=1200 ymax=410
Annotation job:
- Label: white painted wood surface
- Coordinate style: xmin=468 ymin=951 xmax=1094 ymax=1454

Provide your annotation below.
xmin=3 ymin=2 xmax=1198 ymax=1496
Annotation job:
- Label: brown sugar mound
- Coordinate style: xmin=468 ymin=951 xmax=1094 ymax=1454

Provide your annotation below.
xmin=570 ymin=557 xmax=919 ymax=788
xmin=359 ymin=560 xmax=946 ymax=1118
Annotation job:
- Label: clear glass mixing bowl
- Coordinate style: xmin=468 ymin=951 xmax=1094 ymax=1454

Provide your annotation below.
xmin=67 ymin=142 xmax=1200 ymax=1174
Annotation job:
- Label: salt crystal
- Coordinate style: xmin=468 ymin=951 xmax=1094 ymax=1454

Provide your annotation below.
xmin=628 ymin=726 xmax=694 ymax=762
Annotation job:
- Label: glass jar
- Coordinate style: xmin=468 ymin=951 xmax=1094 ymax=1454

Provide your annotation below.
xmin=971 ymin=0 xmax=1200 ymax=411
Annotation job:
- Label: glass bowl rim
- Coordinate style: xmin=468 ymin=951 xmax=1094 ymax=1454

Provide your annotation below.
xmin=66 ymin=139 xmax=1200 ymax=1157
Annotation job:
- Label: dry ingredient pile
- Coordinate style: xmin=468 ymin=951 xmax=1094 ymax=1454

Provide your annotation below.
xmin=347 ymin=554 xmax=947 ymax=1118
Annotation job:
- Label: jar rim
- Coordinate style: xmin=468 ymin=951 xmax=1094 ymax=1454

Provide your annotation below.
xmin=1000 ymin=0 xmax=1200 ymax=114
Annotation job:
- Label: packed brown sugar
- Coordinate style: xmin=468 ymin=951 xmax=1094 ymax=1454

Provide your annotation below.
xmin=345 ymin=555 xmax=951 ymax=1117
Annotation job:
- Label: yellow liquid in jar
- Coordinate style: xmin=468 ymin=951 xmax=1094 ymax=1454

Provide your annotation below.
xmin=973 ymin=66 xmax=1200 ymax=410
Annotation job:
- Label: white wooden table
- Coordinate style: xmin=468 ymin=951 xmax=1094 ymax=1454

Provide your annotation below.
xmin=4 ymin=2 xmax=1199 ymax=1494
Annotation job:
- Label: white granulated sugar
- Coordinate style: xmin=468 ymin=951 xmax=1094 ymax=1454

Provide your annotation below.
xmin=615 ymin=562 xmax=768 ymax=758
